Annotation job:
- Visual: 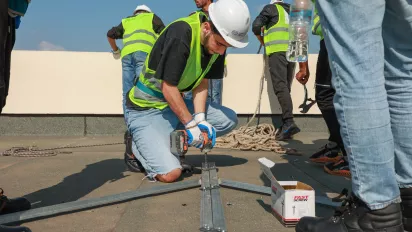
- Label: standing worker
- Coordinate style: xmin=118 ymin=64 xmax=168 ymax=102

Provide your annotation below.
xmin=296 ymin=0 xmax=412 ymax=231
xmin=106 ymin=5 xmax=165 ymax=172
xmin=1 ymin=2 xmax=33 ymax=232
xmin=252 ymin=0 xmax=309 ymax=141
xmin=308 ymin=1 xmax=350 ymax=178
xmin=125 ymin=0 xmax=250 ymax=183
xmin=106 ymin=5 xmax=165 ymax=121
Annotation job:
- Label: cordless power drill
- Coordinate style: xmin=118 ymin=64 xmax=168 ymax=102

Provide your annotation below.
xmin=170 ymin=130 xmax=213 ymax=172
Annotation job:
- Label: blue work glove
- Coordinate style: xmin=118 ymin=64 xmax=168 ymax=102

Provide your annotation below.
xmin=194 ymin=113 xmax=216 ymax=147
xmin=185 ymin=119 xmax=204 ymax=148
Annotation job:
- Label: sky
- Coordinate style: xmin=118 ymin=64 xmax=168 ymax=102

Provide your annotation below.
xmin=14 ymin=0 xmax=320 ymax=54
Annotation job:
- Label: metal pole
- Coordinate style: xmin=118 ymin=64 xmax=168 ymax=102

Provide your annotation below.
xmin=200 ymin=163 xmax=214 ymax=231
xmin=0 ymin=179 xmax=200 ymax=225
xmin=209 ymin=167 xmax=227 ymax=232
xmin=220 ymin=179 xmax=271 ymax=196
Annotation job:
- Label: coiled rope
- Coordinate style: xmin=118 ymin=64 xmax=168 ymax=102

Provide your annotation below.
xmin=215 ymin=51 xmax=300 ymax=155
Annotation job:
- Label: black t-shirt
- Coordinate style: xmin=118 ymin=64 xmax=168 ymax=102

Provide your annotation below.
xmin=126 ymin=13 xmax=225 ymax=109
xmin=147 ymin=14 xmax=225 ymax=91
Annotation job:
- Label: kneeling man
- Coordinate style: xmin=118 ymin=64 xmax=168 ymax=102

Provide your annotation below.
xmin=125 ymin=0 xmax=251 ymax=183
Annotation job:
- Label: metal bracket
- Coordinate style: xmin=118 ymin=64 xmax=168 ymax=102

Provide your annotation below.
xmin=0 ymin=162 xmax=342 ymax=230
xmin=200 ymin=162 xmax=227 ymax=232
xmin=0 ymin=179 xmax=200 ymax=225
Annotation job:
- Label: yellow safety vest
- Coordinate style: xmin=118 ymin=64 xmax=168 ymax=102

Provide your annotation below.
xmin=128 ymin=12 xmax=219 ymax=110
xmin=121 ymin=13 xmax=158 ymax=58
xmin=263 ymin=4 xmax=290 ymax=55
xmin=311 ymin=4 xmax=324 ymax=40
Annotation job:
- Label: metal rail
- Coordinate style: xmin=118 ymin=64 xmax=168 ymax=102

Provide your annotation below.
xmin=200 ymin=163 xmax=214 ymax=231
xmin=0 ymin=179 xmax=200 ymax=225
xmin=199 ymin=162 xmax=227 ymax=232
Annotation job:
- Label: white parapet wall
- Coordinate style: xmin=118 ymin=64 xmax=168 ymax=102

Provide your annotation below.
xmin=3 ymin=51 xmax=320 ymax=115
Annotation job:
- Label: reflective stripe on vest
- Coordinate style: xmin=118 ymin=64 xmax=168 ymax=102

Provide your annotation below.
xmin=128 ymin=11 xmax=219 ymax=110
xmin=311 ymin=9 xmax=324 ymax=39
xmin=121 ymin=13 xmax=158 ymax=58
xmin=264 ymin=4 xmax=289 ymax=55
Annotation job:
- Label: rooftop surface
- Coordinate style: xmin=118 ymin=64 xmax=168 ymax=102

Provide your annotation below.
xmin=0 ymin=132 xmax=351 ymax=232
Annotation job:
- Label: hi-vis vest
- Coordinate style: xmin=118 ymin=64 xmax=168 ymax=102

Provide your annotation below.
xmin=128 ymin=12 xmax=219 ymax=110
xmin=311 ymin=4 xmax=323 ymax=40
xmin=121 ymin=13 xmax=158 ymax=59
xmin=264 ymin=4 xmax=290 ymax=55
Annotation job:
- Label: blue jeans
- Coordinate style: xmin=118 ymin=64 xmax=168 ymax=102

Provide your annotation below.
xmin=184 ymin=79 xmax=223 ymax=105
xmin=125 ymin=100 xmax=238 ymax=180
xmin=121 ymin=51 xmax=148 ymax=121
xmin=208 ymin=79 xmax=223 ymax=105
xmin=317 ymin=0 xmax=412 ymax=210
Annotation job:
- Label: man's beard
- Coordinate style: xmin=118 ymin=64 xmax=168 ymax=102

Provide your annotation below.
xmin=203 ymin=32 xmax=213 ymax=54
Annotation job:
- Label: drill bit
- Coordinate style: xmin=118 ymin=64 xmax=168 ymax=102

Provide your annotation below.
xmin=204 ymin=152 xmax=208 ymax=166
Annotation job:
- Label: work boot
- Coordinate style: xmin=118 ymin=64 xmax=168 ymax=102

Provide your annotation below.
xmin=275 ymin=122 xmax=301 ymax=141
xmin=180 ymin=158 xmax=194 ymax=174
xmin=0 ymin=189 xmax=31 ymax=215
xmin=296 ymin=194 xmax=404 ymax=232
xmin=123 ymin=130 xmax=145 ymax=173
xmin=0 ymin=225 xmax=32 ymax=232
xmin=324 ymin=157 xmax=351 ymax=178
xmin=309 ymin=142 xmax=342 ymax=163
xmin=400 ymin=187 xmax=412 ymax=231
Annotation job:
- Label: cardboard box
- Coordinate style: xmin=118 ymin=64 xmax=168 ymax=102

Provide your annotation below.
xmin=258 ymin=157 xmax=315 ymax=227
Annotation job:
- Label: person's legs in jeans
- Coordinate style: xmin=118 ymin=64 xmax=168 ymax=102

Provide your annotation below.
xmin=123 ymin=51 xmax=148 ymax=172
xmin=383 ymin=0 xmax=412 ymax=230
xmin=126 ymin=100 xmax=238 ymax=183
xmin=295 ymin=0 xmax=405 ymax=231
xmin=320 ymin=0 xmax=399 ymax=210
xmin=121 ymin=54 xmax=135 ymax=122
xmin=0 ymin=1 xmax=9 ymax=113
xmin=269 ymin=52 xmax=300 ymax=140
xmin=121 ymin=51 xmax=147 ymax=123
xmin=132 ymin=51 xmax=147 ymax=85
xmin=208 ymin=79 xmax=223 ymax=105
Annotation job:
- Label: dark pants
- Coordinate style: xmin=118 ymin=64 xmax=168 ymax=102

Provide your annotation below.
xmin=268 ymin=52 xmax=296 ymax=124
xmin=0 ymin=3 xmax=16 ymax=114
xmin=315 ymin=39 xmax=346 ymax=156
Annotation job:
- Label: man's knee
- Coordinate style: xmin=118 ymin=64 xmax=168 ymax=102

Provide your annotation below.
xmin=156 ymin=168 xmax=182 ymax=183
xmin=217 ymin=107 xmax=238 ymax=136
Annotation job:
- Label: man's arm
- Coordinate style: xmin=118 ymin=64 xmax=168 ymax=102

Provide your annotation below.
xmin=106 ymin=22 xmax=124 ymax=51
xmin=252 ymin=5 xmax=279 ymax=46
xmin=296 ymin=61 xmax=310 ymax=85
xmin=152 ymin=14 xmax=166 ymax=34
xmin=162 ymin=82 xmax=193 ymax=124
xmin=154 ymin=22 xmax=193 ymax=125
xmin=192 ymin=79 xmax=209 ymax=114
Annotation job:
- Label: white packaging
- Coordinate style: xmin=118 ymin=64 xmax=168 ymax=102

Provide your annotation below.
xmin=258 ymin=157 xmax=315 ymax=227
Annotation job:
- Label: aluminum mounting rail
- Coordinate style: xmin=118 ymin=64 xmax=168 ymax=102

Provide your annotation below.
xmin=200 ymin=162 xmax=227 ymax=232
xmin=0 ymin=179 xmax=200 ymax=225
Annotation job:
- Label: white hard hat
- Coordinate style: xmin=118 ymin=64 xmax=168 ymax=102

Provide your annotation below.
xmin=208 ymin=0 xmax=251 ymax=48
xmin=134 ymin=5 xmax=152 ymax=14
